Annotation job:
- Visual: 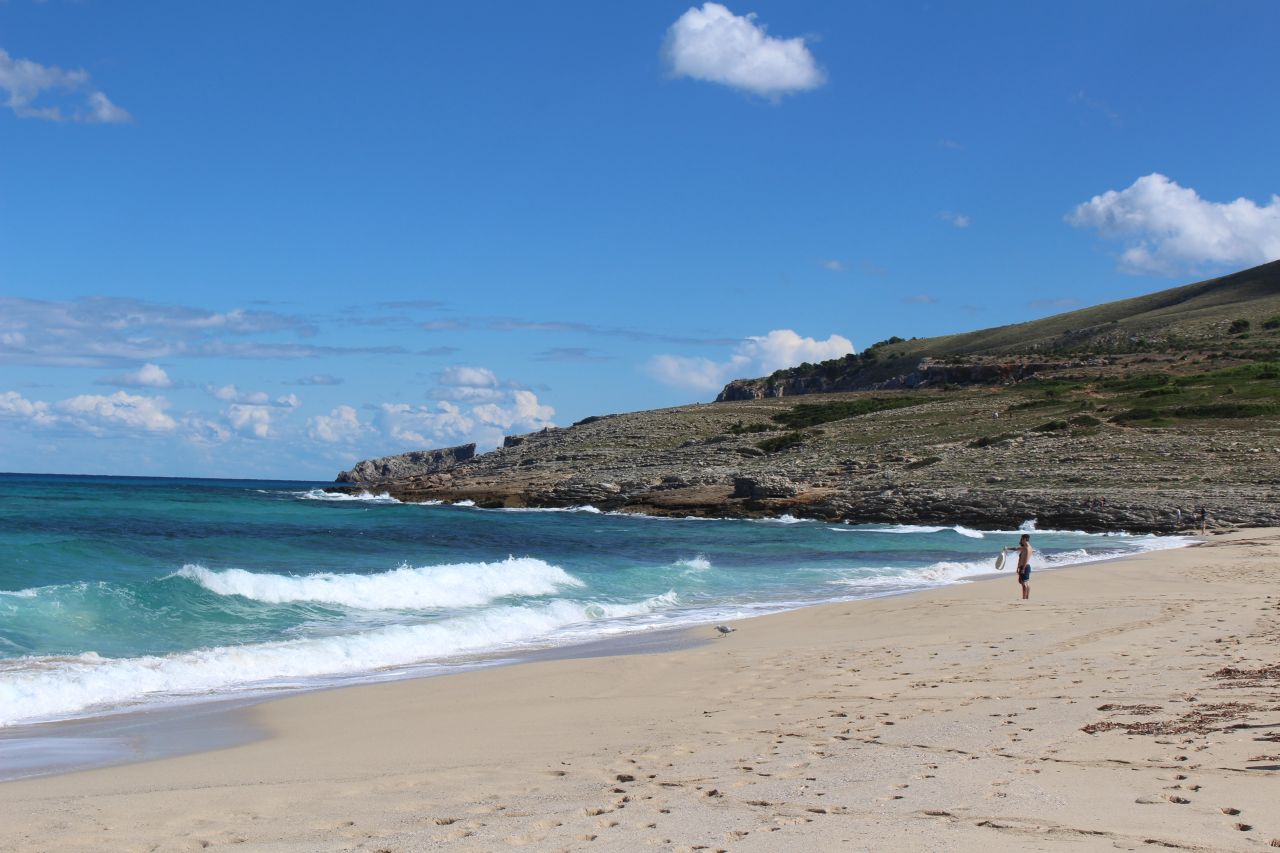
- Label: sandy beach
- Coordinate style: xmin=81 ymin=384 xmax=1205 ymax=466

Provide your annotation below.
xmin=3 ymin=529 xmax=1278 ymax=852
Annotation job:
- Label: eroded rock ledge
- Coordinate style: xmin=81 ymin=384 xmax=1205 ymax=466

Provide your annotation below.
xmin=329 ymin=387 xmax=1280 ymax=534
xmin=336 ymin=443 xmax=475 ymax=483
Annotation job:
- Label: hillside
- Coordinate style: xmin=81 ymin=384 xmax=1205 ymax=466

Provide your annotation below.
xmin=719 ymin=259 xmax=1280 ymax=399
xmin=333 ymin=262 xmax=1280 ymax=533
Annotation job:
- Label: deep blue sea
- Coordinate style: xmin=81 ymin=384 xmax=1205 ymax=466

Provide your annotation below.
xmin=0 ymin=473 xmax=1190 ymax=728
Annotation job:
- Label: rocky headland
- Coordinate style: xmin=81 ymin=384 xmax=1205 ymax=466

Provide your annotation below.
xmin=333 ymin=261 xmax=1280 ymax=533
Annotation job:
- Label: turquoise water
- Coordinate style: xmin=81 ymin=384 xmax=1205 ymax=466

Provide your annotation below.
xmin=0 ymin=473 xmax=1189 ymax=727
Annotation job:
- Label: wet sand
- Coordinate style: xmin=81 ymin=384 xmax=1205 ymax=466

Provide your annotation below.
xmin=2 ymin=529 xmax=1278 ymax=852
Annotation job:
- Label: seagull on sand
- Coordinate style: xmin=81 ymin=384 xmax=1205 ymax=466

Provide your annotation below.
xmin=714 ymin=624 xmax=736 ymax=637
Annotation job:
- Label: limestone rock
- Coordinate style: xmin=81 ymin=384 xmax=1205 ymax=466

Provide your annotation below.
xmin=732 ymin=475 xmax=798 ymax=499
xmin=337 ymin=443 xmax=476 ymax=483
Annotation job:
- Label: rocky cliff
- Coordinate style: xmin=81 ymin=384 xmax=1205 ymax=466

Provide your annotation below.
xmin=328 ymin=263 xmax=1280 ymax=533
xmin=336 ymin=443 xmax=476 ymax=483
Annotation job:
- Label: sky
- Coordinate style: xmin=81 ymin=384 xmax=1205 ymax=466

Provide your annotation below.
xmin=2 ymin=1 xmax=1278 ymax=480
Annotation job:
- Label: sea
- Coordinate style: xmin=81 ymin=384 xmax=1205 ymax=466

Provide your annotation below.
xmin=0 ymin=472 xmax=1191 ymax=733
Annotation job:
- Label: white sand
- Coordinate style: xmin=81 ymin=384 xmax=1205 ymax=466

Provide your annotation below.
xmin=3 ymin=529 xmax=1278 ymax=852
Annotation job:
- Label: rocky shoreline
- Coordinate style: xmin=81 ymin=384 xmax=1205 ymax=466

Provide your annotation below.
xmin=330 ymin=387 xmax=1280 ymax=534
xmin=329 ymin=262 xmax=1280 ymax=534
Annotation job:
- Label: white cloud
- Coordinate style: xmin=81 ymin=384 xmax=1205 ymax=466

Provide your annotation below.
xmin=374 ymin=367 xmax=556 ymax=451
xmin=646 ymin=329 xmax=854 ymax=392
xmin=0 ymin=47 xmax=132 ymax=123
xmin=207 ymin=384 xmax=299 ymax=407
xmin=1067 ymin=173 xmax=1280 ymax=275
xmin=226 ymin=404 xmax=273 ymax=439
xmin=182 ymin=416 xmax=231 ymax=445
xmin=737 ymin=329 xmax=853 ymax=373
xmin=101 ymin=363 xmax=174 ymax=388
xmin=439 ymin=365 xmax=499 ymax=388
xmin=645 ymin=355 xmax=733 ymax=393
xmin=308 ymin=405 xmax=366 ymax=444
xmin=472 ymin=390 xmax=555 ymax=431
xmin=940 ymin=211 xmax=970 ymax=228
xmin=663 ymin=3 xmax=825 ymax=98
xmin=57 ymin=391 xmax=176 ymax=433
xmin=819 ymin=259 xmax=845 ymax=272
xmin=376 ymin=401 xmax=474 ymax=447
xmin=0 ymin=296 xmax=319 ymax=367
xmin=0 ymin=391 xmax=57 ymax=426
xmin=206 ymin=386 xmax=299 ymax=438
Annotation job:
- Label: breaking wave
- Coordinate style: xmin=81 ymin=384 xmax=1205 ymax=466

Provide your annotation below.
xmin=173 ymin=557 xmax=582 ymax=611
xmin=0 ymin=592 xmax=681 ymax=728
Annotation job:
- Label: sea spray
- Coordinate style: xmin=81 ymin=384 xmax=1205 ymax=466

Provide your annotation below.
xmin=174 ymin=557 xmax=582 ymax=610
xmin=0 ymin=594 xmax=680 ymax=727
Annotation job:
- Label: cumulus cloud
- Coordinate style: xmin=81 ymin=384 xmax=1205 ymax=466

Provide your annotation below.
xmin=439 ymin=365 xmax=499 ymax=388
xmin=1067 ymin=173 xmax=1280 ymax=275
xmin=206 ymin=384 xmax=300 ymax=407
xmin=182 ymin=416 xmax=231 ymax=445
xmin=377 ymin=401 xmax=472 ymax=447
xmin=99 ymin=363 xmax=174 ymax=389
xmin=207 ymin=386 xmax=299 ymax=438
xmin=2 ymin=388 xmax=215 ymax=439
xmin=646 ymin=329 xmax=854 ymax=392
xmin=473 ymin=390 xmax=555 ymax=432
xmin=374 ymin=367 xmax=556 ymax=451
xmin=0 ymin=47 xmax=132 ymax=123
xmin=663 ymin=3 xmax=825 ymax=98
xmin=57 ymin=391 xmax=176 ymax=434
xmin=940 ymin=211 xmax=971 ymax=228
xmin=307 ymin=405 xmax=366 ymax=444
xmin=226 ymin=405 xmax=273 ymax=438
xmin=0 ymin=390 xmax=57 ymax=426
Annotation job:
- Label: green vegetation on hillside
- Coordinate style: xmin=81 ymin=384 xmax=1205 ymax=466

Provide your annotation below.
xmin=770 ymin=397 xmax=926 ymax=429
xmin=756 ymin=430 xmax=816 ymax=453
xmin=1002 ymin=361 xmax=1280 ymax=427
xmin=726 ymin=260 xmax=1280 ymax=399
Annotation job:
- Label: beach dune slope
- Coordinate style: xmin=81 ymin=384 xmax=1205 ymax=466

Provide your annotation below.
xmin=3 ymin=530 xmax=1279 ymax=852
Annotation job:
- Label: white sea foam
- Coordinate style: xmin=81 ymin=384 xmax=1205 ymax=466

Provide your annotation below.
xmin=173 ymin=557 xmax=582 ymax=610
xmin=673 ymin=556 xmax=712 ymax=571
xmin=833 ymin=537 xmax=1192 ymax=594
xmin=296 ymin=489 xmax=401 ymax=504
xmin=0 ymin=594 xmax=681 ymax=727
xmin=754 ymin=514 xmax=809 ymax=524
xmin=853 ymin=524 xmax=984 ymax=538
xmin=484 ymin=505 xmax=603 ymax=514
xmin=836 ymin=559 xmax=989 ymax=590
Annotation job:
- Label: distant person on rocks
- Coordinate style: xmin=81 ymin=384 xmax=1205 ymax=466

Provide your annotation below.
xmin=1198 ymin=506 xmax=1208 ymax=534
xmin=1004 ymin=534 xmax=1033 ymax=600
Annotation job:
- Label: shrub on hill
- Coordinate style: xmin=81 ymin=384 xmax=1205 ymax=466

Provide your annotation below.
xmin=755 ymin=431 xmax=815 ymax=453
xmin=770 ymin=397 xmax=925 ymax=429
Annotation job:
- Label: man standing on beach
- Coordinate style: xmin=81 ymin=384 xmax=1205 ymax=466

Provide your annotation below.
xmin=1004 ymin=534 xmax=1032 ymax=600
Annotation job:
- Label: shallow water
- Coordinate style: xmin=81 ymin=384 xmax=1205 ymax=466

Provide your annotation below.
xmin=0 ymin=472 xmax=1190 ymax=728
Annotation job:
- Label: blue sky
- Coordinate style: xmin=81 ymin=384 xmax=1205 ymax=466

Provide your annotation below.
xmin=2 ymin=1 xmax=1278 ymax=479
